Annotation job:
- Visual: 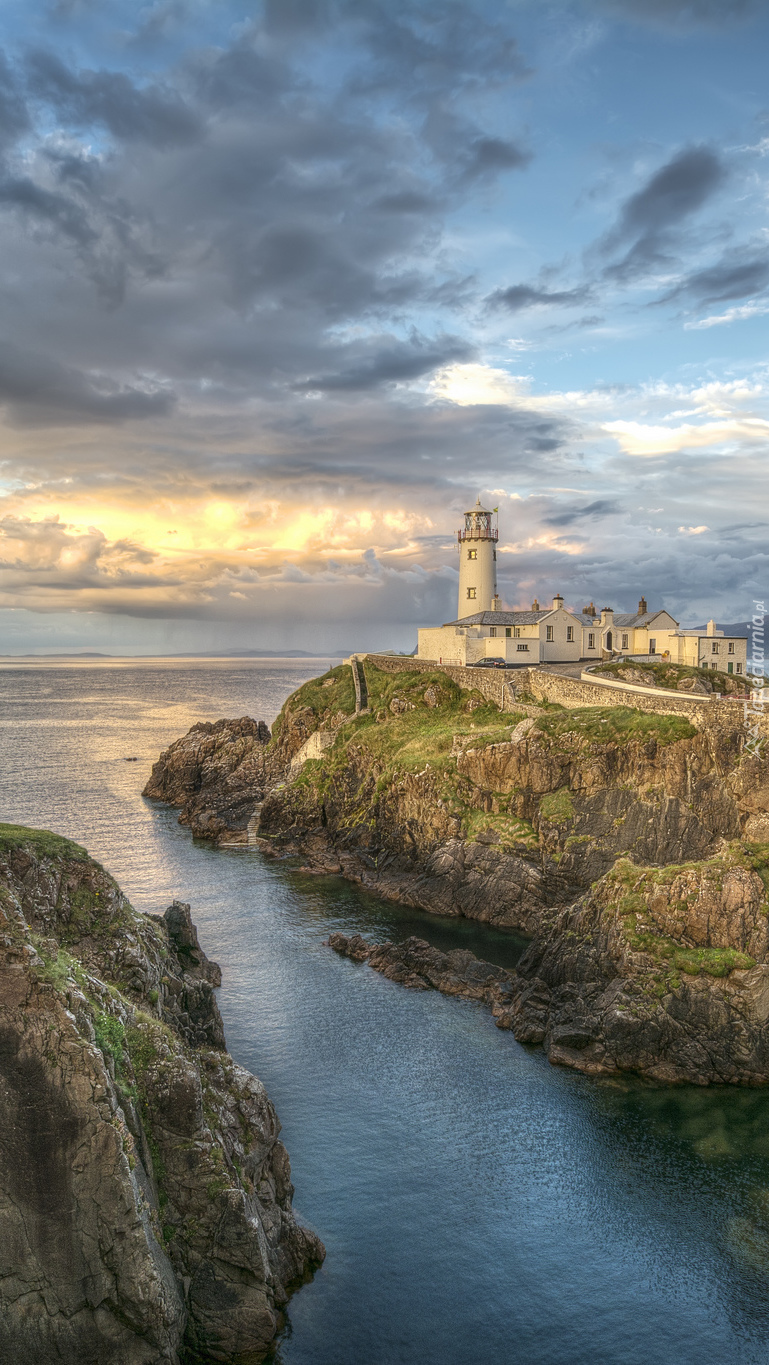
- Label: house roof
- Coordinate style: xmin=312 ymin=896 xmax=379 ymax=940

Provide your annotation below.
xmin=577 ymin=610 xmax=679 ymax=629
xmin=442 ymin=610 xmax=550 ymax=627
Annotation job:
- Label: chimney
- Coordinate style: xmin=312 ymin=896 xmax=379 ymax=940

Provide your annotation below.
xmin=552 ymin=593 xmax=564 ymax=610
xmin=491 ymin=593 xmax=500 ymax=611
xmin=531 ymin=598 xmax=540 ymax=611
xmin=706 ymin=619 xmax=717 ymax=636
xmin=638 ymin=596 xmax=647 ymax=616
xmin=600 ymin=607 xmax=614 ymax=626
xmin=582 ymin=601 xmax=596 ymax=618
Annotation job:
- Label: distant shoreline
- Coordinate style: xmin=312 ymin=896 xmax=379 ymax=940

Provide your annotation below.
xmin=0 ymin=654 xmax=347 ymax=666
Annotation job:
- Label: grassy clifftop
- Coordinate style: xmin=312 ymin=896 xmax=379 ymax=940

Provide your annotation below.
xmin=264 ymin=662 xmax=700 ymax=856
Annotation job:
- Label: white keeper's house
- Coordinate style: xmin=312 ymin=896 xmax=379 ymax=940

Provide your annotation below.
xmin=416 ymin=500 xmax=747 ymax=675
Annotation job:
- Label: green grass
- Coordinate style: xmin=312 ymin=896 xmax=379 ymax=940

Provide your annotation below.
xmin=536 ymin=705 xmax=696 ymax=746
xmin=622 ymin=913 xmax=755 ymax=977
xmin=608 ymin=848 xmax=762 ymax=979
xmin=270 ymin=663 xmax=356 ymax=742
xmin=539 ymin=788 xmax=575 ymax=823
xmin=302 ymin=664 xmax=513 ymax=779
xmin=0 ymin=822 xmax=89 ymax=860
xmin=462 ymin=809 xmax=537 ymax=848
xmin=94 ymin=1012 xmax=126 ymax=1068
xmin=30 ymin=938 xmax=79 ymax=990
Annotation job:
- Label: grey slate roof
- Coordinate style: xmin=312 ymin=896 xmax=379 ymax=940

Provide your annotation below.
xmin=441 ymin=610 xmax=551 ymax=627
xmin=576 ymin=610 xmax=679 ymax=628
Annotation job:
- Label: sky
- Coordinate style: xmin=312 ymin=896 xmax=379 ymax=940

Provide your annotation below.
xmin=0 ymin=0 xmax=768 ymax=654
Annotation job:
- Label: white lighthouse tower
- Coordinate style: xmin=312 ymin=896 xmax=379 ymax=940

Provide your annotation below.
xmin=457 ymin=498 xmax=498 ymax=617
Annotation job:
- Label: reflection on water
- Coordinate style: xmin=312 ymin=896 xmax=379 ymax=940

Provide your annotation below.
xmin=2 ymin=660 xmax=769 ymax=1364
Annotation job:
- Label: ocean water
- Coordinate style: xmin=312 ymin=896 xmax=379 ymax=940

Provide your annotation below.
xmin=2 ymin=658 xmax=769 ymax=1364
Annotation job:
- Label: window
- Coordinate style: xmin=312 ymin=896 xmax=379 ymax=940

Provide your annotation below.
xmin=546 ymin=625 xmax=553 ymax=641
xmin=712 ymin=642 xmax=719 ymax=654
xmin=567 ymin=626 xmax=574 ymax=642
xmin=711 ymin=662 xmax=718 ymax=670
xmin=649 ymin=639 xmax=656 ymax=654
xmin=505 ymin=627 xmax=511 ymax=638
xmin=622 ymin=633 xmax=629 ymax=649
xmin=489 ymin=627 xmax=497 ymax=637
xmin=514 ymin=627 xmax=521 ymax=638
xmin=728 ymin=642 xmax=735 ymax=653
xmin=467 ymin=588 xmax=476 ymax=599
xmin=468 ymin=549 xmax=477 ymax=560
xmin=737 ymin=663 xmax=743 ymax=674
xmin=517 ymin=643 xmax=529 ymax=651
xmin=588 ymin=633 xmax=595 ymax=649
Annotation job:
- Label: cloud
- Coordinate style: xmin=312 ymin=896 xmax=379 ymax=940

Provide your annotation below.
xmin=26 ymin=49 xmax=203 ymax=146
xmin=601 ymin=145 xmax=725 ymax=280
xmin=685 ymin=299 xmax=769 ymax=329
xmin=487 ymin=283 xmax=591 ymax=312
xmin=0 ymin=343 xmax=175 ymax=425
xmin=544 ymin=499 xmax=622 ymax=526
xmin=293 ymin=332 xmax=474 ymax=392
xmin=662 ymin=251 xmax=769 ymax=307
xmin=594 ymin=0 xmax=759 ymax=28
xmin=603 ymin=416 xmax=769 ymax=455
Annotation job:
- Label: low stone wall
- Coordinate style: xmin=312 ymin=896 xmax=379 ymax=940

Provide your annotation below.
xmin=579 ymin=670 xmax=715 ymax=703
xmin=363 ymin=653 xmax=511 ymax=709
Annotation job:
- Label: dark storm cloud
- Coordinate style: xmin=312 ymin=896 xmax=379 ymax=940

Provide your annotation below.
xmin=0 ymin=51 xmax=29 ymax=148
xmin=594 ymin=0 xmax=759 ymax=27
xmin=602 ymin=146 xmax=725 ymax=280
xmin=487 ymin=283 xmax=590 ymax=312
xmin=26 ymin=49 xmax=202 ymax=146
xmin=659 ymin=250 xmax=769 ymax=306
xmin=293 ymin=332 xmax=474 ymax=392
xmin=543 ymin=499 xmax=622 ymax=526
xmin=0 ymin=343 xmax=174 ymax=424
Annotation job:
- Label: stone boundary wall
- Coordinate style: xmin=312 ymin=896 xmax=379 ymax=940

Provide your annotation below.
xmin=362 ymin=653 xmax=510 ymax=709
xmin=579 ymin=670 xmax=715 ymax=703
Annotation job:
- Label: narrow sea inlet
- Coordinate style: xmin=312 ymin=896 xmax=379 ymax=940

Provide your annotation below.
xmin=3 ymin=658 xmax=769 ymax=1365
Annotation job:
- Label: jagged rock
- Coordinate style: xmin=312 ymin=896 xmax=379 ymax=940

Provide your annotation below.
xmin=0 ymin=828 xmax=323 ymax=1364
xmin=677 ymin=675 xmax=712 ymax=694
xmin=143 ymin=717 xmax=271 ymax=841
xmin=327 ymin=933 xmax=515 ymax=1008
xmin=509 ymin=716 xmax=537 ymax=744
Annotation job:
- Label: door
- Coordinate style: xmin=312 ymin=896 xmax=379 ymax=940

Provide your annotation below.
xmin=606 ymin=630 xmax=612 ymax=650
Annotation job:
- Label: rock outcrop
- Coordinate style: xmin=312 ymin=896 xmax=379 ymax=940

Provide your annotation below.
xmin=143 ymin=717 xmax=271 ymax=842
xmin=327 ymin=932 xmax=516 ymax=1008
xmin=0 ymin=824 xmax=323 ymax=1364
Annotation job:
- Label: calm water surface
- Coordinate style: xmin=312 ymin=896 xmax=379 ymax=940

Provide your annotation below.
xmin=2 ymin=659 xmax=769 ymax=1364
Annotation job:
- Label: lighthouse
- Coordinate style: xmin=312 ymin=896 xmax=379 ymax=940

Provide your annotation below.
xmin=457 ymin=498 xmax=498 ymax=617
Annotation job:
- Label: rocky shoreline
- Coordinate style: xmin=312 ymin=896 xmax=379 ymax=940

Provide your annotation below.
xmin=143 ymin=659 xmax=769 ymax=1087
xmin=0 ymin=824 xmax=323 ymax=1364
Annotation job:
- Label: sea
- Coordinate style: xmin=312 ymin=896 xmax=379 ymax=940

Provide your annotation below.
xmin=2 ymin=657 xmax=769 ymax=1365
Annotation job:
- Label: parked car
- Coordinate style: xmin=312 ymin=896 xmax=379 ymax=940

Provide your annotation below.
xmin=473 ymin=657 xmax=507 ymax=669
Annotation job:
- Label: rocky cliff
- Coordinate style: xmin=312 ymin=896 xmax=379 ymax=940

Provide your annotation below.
xmin=144 ymin=660 xmax=769 ymax=1085
xmin=0 ymin=823 xmax=323 ymax=1365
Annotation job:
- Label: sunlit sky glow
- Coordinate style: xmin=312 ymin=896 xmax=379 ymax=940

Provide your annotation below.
xmin=0 ymin=0 xmax=767 ymax=653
